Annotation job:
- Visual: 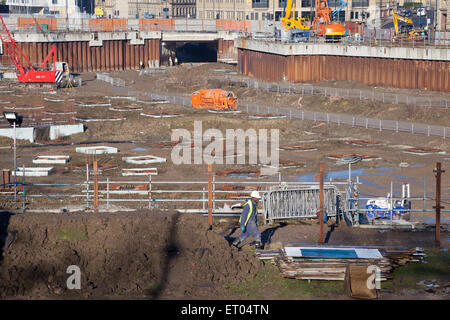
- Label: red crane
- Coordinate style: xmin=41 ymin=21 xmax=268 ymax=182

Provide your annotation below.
xmin=0 ymin=16 xmax=64 ymax=83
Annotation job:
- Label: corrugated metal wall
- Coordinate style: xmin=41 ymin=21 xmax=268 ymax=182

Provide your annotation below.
xmin=217 ymin=39 xmax=237 ymax=60
xmin=2 ymin=39 xmax=161 ymax=73
xmin=238 ymin=48 xmax=450 ymax=92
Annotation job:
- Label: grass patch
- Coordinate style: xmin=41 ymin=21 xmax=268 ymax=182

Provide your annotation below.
xmin=57 ymin=227 xmax=88 ymax=242
xmin=226 ymin=262 xmax=344 ymax=299
xmin=382 ymin=249 xmax=450 ymax=291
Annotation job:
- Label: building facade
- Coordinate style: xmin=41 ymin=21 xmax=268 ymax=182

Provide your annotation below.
xmin=94 ymin=0 xmax=196 ymax=18
xmin=6 ymin=0 xmax=91 ymax=15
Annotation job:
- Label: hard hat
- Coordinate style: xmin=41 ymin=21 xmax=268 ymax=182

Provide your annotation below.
xmin=250 ymin=191 xmax=261 ymax=199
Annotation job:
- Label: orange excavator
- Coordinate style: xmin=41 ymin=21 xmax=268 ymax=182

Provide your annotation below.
xmin=191 ymin=89 xmax=237 ymax=110
xmin=312 ymin=0 xmax=347 ymax=41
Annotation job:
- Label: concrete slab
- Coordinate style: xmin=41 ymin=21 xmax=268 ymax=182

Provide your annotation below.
xmin=76 ymin=146 xmax=118 ymax=154
xmin=32 ymin=156 xmax=71 ymax=164
xmin=122 ymin=155 xmax=166 ymax=164
xmin=14 ymin=167 xmax=54 ymax=177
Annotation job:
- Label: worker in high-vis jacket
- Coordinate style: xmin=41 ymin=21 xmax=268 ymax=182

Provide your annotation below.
xmin=232 ymin=191 xmax=263 ymax=249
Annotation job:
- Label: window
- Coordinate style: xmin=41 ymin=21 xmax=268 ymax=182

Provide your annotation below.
xmin=355 ymin=11 xmax=358 ymax=19
xmin=52 ymin=0 xmax=57 ymax=4
xmin=252 ymin=0 xmax=269 ymax=9
xmin=350 ymin=11 xmax=354 ymax=19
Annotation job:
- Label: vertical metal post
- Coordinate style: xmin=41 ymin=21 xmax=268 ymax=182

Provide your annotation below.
xmin=213 ymin=174 xmax=216 ymax=210
xmin=202 ymin=187 xmax=206 ymax=210
xmin=319 ymin=164 xmax=324 ymax=244
xmin=208 ymin=164 xmax=213 ymax=228
xmin=148 ymin=175 xmax=152 ymax=209
xmin=106 ymin=177 xmax=110 ymax=209
xmin=86 ymin=163 xmax=89 ymax=208
xmin=22 ymin=164 xmax=25 ymax=212
xmin=93 ymin=160 xmax=98 ymax=213
xmin=423 ymin=176 xmax=426 ymax=221
xmin=433 ymin=163 xmax=445 ymax=247
xmin=390 ymin=181 xmax=393 ymax=224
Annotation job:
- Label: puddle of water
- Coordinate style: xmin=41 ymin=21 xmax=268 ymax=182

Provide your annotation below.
xmin=132 ymin=147 xmax=148 ymax=152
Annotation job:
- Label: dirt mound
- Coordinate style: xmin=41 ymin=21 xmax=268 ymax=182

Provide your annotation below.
xmin=0 ymin=210 xmax=262 ymax=299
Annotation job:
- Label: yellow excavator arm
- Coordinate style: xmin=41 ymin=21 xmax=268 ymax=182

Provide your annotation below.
xmin=282 ymin=0 xmax=311 ymax=30
xmin=393 ymin=11 xmax=413 ymax=35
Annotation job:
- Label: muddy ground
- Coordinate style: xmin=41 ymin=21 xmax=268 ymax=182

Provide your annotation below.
xmin=0 ymin=209 xmax=448 ymax=300
xmin=0 ymin=62 xmax=449 ymax=299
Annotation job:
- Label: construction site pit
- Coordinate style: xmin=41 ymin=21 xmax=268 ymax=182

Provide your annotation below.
xmin=0 ymin=63 xmax=449 ymax=300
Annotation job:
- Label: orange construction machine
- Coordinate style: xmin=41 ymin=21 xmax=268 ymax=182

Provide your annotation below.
xmin=191 ymin=89 xmax=237 ymax=110
xmin=312 ymin=0 xmax=347 ymax=41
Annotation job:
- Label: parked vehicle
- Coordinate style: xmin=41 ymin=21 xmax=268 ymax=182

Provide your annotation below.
xmin=417 ymin=7 xmax=426 ymax=16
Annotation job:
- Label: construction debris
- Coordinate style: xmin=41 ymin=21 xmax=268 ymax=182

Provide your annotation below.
xmin=273 ymin=246 xmax=425 ymax=281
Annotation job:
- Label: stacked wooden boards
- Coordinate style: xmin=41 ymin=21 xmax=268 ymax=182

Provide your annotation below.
xmin=255 ymin=246 xmax=425 ymax=281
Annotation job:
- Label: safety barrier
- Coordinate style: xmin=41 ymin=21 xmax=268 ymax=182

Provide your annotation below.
xmin=263 ymin=186 xmax=340 ymax=224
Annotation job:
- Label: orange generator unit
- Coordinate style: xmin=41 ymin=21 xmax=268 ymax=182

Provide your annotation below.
xmin=191 ymin=89 xmax=237 ymax=110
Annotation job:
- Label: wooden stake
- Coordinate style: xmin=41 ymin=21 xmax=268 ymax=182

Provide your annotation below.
xmin=433 ymin=163 xmax=445 ymax=247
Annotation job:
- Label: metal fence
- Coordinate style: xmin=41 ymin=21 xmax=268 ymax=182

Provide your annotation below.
xmin=1 ymin=13 xmax=449 ymax=47
xmin=221 ymin=76 xmax=450 ymax=109
xmin=96 ymin=73 xmax=125 ymax=87
xmin=99 ymin=79 xmax=450 ymax=140
xmin=263 ymin=186 xmax=339 ymax=224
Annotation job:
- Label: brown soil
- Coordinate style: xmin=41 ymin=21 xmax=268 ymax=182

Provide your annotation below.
xmin=0 ymin=210 xmax=262 ymax=299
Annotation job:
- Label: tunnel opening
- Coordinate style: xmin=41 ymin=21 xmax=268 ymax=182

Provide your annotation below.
xmin=162 ymin=41 xmax=218 ymax=65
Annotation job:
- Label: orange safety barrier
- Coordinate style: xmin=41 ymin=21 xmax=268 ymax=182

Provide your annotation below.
xmin=139 ymin=19 xmax=175 ymax=31
xmin=88 ymin=19 xmax=127 ymax=31
xmin=216 ymin=20 xmax=251 ymax=32
xmin=17 ymin=17 xmax=57 ymax=31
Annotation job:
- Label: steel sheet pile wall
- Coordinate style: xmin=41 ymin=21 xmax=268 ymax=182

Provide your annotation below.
xmin=238 ymin=48 xmax=287 ymax=82
xmin=238 ymin=49 xmax=450 ymax=92
xmin=11 ymin=39 xmax=160 ymax=73
xmin=218 ymin=39 xmax=237 ymax=60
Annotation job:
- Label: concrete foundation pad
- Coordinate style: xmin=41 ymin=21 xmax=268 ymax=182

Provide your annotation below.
xmin=15 ymin=167 xmax=54 ymax=177
xmin=33 ymin=156 xmax=71 ymax=164
xmin=76 ymin=146 xmax=118 ymax=154
xmin=122 ymin=155 xmax=166 ymax=164
xmin=140 ymin=112 xmax=181 ymax=118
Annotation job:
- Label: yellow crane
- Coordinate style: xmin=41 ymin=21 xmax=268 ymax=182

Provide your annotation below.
xmin=392 ymin=11 xmax=427 ymax=40
xmin=281 ymin=0 xmax=311 ymax=30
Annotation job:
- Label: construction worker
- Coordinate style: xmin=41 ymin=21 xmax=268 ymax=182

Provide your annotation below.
xmin=139 ymin=60 xmax=144 ymax=70
xmin=232 ymin=191 xmax=263 ymax=249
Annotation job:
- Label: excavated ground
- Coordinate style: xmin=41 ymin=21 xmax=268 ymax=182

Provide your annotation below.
xmin=0 ymin=62 xmax=449 ymax=300
xmin=0 ymin=210 xmax=262 ymax=299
